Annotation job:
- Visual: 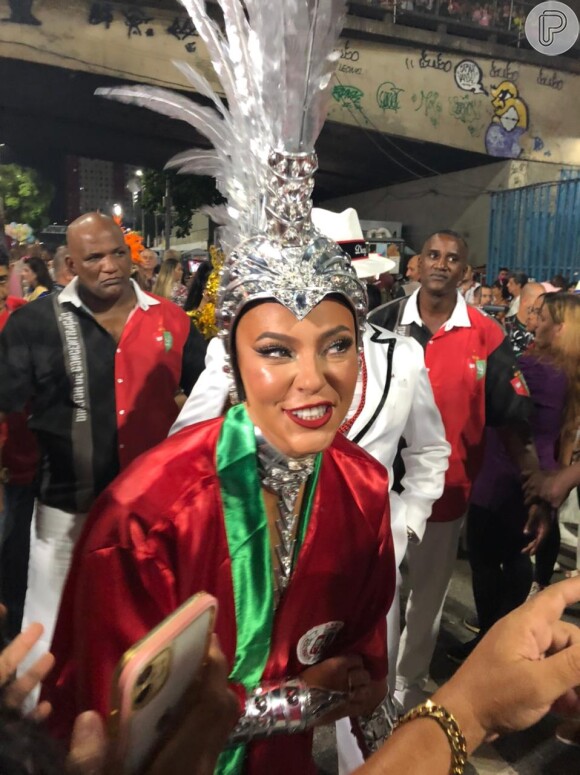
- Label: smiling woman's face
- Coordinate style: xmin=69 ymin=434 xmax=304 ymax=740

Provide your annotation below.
xmin=235 ymin=299 xmax=359 ymax=458
xmin=21 ymin=265 xmax=35 ymax=286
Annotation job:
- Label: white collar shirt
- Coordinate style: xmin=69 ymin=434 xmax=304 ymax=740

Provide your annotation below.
xmin=401 ymin=288 xmax=471 ymax=332
xmin=58 ymin=278 xmax=160 ymax=316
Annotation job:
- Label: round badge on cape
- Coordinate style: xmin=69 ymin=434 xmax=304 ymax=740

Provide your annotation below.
xmin=297 ymin=621 xmax=344 ymax=665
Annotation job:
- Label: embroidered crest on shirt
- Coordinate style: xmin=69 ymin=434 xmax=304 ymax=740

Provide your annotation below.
xmin=297 ymin=621 xmax=344 ymax=665
xmin=510 ymin=369 xmax=530 ymax=396
xmin=474 ymin=358 xmax=486 ymax=380
xmin=162 ymin=331 xmax=173 ymax=352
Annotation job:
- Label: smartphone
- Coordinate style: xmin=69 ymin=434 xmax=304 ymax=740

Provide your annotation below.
xmin=108 ymin=592 xmax=217 ymax=774
xmin=482 ymin=304 xmax=508 ymax=316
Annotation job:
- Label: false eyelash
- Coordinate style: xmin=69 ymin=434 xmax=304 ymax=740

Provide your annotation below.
xmin=327 ymin=337 xmax=354 ymax=353
xmin=255 ymin=345 xmax=292 ymax=358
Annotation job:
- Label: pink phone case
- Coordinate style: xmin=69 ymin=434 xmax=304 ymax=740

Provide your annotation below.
xmin=109 ymin=592 xmax=217 ymax=774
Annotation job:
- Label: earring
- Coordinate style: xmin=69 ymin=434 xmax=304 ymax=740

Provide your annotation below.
xmin=223 ymin=357 xmax=239 ymax=405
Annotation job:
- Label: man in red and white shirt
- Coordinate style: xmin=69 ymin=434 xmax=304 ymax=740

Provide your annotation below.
xmin=370 ymin=230 xmax=549 ymax=711
xmin=0 ymin=214 xmax=205 ymax=673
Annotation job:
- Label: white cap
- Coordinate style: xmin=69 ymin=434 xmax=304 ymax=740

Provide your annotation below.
xmin=312 ymin=207 xmax=396 ymax=278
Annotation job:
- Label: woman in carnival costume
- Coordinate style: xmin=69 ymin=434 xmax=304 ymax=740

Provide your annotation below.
xmin=45 ymin=0 xmax=398 ymax=772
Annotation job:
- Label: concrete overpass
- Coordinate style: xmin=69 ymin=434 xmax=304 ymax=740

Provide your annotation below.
xmin=0 ymin=0 xmax=579 ymax=205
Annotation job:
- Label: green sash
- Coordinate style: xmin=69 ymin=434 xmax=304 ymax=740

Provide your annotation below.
xmin=215 ymin=404 xmax=321 ymax=774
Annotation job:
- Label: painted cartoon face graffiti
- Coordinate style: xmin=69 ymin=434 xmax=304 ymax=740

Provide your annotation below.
xmin=485 ymin=80 xmax=529 ymax=159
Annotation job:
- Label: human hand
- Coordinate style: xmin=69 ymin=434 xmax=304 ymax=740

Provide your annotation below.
xmin=67 ymin=711 xmax=108 ymax=775
xmin=301 ymin=655 xmax=373 ymax=720
xmin=68 ymin=635 xmax=239 ymax=775
xmin=434 ymin=577 xmax=580 ymax=753
xmin=146 ymin=634 xmax=240 ymax=775
xmin=522 ymin=502 xmax=551 ymax=555
xmin=524 ymin=468 xmax=575 ymax=510
xmin=0 ymin=612 xmax=53 ymax=722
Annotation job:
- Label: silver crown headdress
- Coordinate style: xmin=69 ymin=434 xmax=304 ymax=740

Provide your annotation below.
xmin=96 ymin=0 xmax=368 ymax=397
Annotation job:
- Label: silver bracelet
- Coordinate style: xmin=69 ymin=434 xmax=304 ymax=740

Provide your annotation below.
xmin=227 ymin=679 xmax=346 ymax=745
xmin=354 ymin=690 xmax=401 ymax=758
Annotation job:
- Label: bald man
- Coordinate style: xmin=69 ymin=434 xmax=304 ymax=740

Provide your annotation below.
xmin=504 ymin=281 xmax=544 ymax=357
xmin=138 ymin=248 xmax=159 ymax=292
xmin=51 ymin=245 xmax=74 ymax=291
xmin=395 ymin=254 xmax=421 ymax=298
xmin=0 ymin=213 xmax=206 ymax=674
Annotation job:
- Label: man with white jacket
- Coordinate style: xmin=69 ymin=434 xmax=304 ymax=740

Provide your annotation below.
xmin=170 ymin=209 xmax=450 ymax=773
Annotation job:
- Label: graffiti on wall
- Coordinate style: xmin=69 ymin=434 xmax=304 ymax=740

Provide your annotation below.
xmin=86 ymin=2 xmax=199 ymax=50
xmin=4 ymin=1 xmax=573 ymax=165
xmin=88 ymin=2 xmax=113 ymax=28
xmin=376 ymin=82 xmax=404 ymax=113
xmin=454 ymin=60 xmax=487 ymax=95
xmin=326 ymin=41 xmax=567 ymax=161
xmin=485 ymin=81 xmax=529 ymax=159
xmin=2 ymin=0 xmax=40 ymax=25
xmin=332 ymin=84 xmax=365 ymax=113
xmin=411 ymin=90 xmax=442 ymax=126
xmin=448 ymin=95 xmax=482 ymax=136
xmin=337 ymin=40 xmax=363 ymax=76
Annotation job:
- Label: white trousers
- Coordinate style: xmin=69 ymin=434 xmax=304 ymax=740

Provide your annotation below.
xmin=395 ymin=518 xmax=463 ymax=691
xmin=19 ymin=502 xmax=87 ymax=707
xmin=336 ymin=567 xmax=402 ymax=775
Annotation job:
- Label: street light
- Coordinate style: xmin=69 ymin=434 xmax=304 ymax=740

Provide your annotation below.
xmin=135 ymin=169 xmax=144 ymax=177
xmin=112 ymin=203 xmax=123 ymax=218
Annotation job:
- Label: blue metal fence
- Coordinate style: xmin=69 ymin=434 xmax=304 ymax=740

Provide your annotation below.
xmin=488 ymin=178 xmax=580 ymax=284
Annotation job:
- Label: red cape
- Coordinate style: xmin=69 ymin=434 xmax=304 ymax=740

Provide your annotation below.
xmin=46 ymin=416 xmax=394 ymax=773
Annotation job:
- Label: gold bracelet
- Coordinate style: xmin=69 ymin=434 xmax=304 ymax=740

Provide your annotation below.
xmin=393 ymin=699 xmax=467 ymax=775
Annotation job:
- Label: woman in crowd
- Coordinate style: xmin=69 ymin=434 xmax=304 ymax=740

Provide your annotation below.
xmin=46 ymin=225 xmax=396 ymax=773
xmin=21 ymin=257 xmax=53 ymax=301
xmin=183 ymin=258 xmax=213 ymax=313
xmin=451 ymin=292 xmax=580 ymax=661
xmin=531 ymin=294 xmax=580 ymax=592
xmin=152 ymin=257 xmax=188 ymax=307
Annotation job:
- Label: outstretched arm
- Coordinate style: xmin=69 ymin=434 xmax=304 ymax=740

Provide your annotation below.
xmin=356 ymin=578 xmax=580 ymax=774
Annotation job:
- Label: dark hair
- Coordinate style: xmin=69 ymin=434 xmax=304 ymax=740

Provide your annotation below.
xmin=551 ymin=274 xmax=569 ymax=291
xmin=366 ymin=283 xmax=381 ymax=312
xmin=507 ymin=271 xmax=528 ymax=287
xmin=498 ymin=266 xmax=509 ymax=273
xmin=184 ymin=260 xmax=213 ymax=312
xmin=24 ymin=256 xmax=54 ymax=291
xmin=0 ymin=245 xmax=8 ymax=268
xmin=473 ymin=284 xmax=492 ymax=301
xmin=423 ymin=229 xmax=468 ymax=253
xmin=0 ymin=707 xmax=65 ymax=774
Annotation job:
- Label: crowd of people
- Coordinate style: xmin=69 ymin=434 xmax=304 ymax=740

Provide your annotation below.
xmin=0 ymin=214 xmax=578 ymax=773
xmin=371 ymin=0 xmax=529 ymax=31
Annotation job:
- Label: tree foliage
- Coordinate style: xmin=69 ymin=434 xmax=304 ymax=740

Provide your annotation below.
xmin=141 ymin=169 xmax=223 ymax=239
xmin=0 ymin=164 xmax=53 ymax=231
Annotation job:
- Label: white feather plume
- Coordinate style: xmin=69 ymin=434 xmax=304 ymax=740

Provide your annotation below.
xmin=95 ymin=0 xmax=347 ymax=250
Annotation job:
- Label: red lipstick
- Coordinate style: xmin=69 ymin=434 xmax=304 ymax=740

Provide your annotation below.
xmin=284 ymin=403 xmax=333 ymax=429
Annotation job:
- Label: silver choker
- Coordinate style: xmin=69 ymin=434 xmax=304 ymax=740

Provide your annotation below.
xmin=255 ymin=426 xmax=316 ymax=605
